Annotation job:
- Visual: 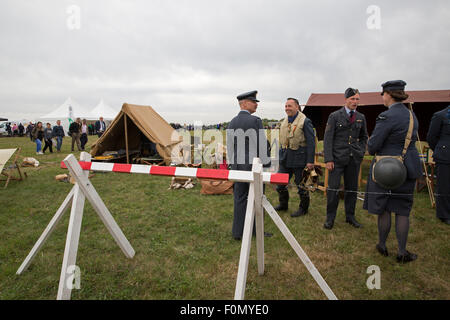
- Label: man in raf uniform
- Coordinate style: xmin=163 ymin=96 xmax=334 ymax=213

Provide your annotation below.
xmin=427 ymin=105 xmax=450 ymax=225
xmin=275 ymin=98 xmax=315 ymax=217
xmin=227 ymin=90 xmax=271 ymax=240
xmin=323 ymin=88 xmax=368 ymax=229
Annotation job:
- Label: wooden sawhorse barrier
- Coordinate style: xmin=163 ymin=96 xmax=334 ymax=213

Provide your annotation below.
xmin=17 ymin=152 xmax=337 ymax=300
xmin=16 ymin=152 xmax=135 ymax=300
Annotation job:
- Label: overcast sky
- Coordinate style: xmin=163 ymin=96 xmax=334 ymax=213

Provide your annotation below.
xmin=0 ymin=0 xmax=449 ymax=124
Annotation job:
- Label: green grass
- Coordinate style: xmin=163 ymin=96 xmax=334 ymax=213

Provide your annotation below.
xmin=0 ymin=136 xmax=449 ymax=300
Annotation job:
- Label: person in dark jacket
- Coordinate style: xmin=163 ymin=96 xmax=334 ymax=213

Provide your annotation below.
xmin=363 ymin=80 xmax=421 ymax=263
xmin=69 ymin=118 xmax=82 ymax=152
xmin=42 ymin=122 xmax=54 ymax=153
xmin=275 ymin=97 xmax=315 ymax=217
xmin=226 ymin=90 xmax=271 ymax=240
xmin=426 ymin=105 xmax=450 ymax=225
xmin=26 ymin=122 xmax=34 ymax=141
xmin=52 ymin=120 xmax=65 ymax=152
xmin=323 ymin=88 xmax=368 ymax=229
xmin=6 ymin=123 xmax=12 ymax=137
xmin=95 ymin=117 xmax=106 ymax=137
xmin=18 ymin=123 xmax=24 ymax=136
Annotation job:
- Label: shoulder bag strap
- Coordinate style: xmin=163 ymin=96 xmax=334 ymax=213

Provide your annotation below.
xmin=402 ymin=110 xmax=414 ymax=158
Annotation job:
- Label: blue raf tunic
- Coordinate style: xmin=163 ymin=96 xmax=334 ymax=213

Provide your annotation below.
xmin=226 ymin=110 xmax=270 ymax=238
xmin=363 ymin=103 xmax=422 ymax=216
xmin=426 ymin=106 xmax=450 ymax=220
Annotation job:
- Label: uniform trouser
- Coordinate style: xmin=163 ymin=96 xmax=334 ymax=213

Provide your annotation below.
xmin=276 ymin=164 xmax=308 ymax=198
xmin=435 ymin=163 xmax=450 ymax=220
xmin=326 ymin=157 xmax=361 ymax=221
xmin=232 ymin=182 xmax=266 ymax=239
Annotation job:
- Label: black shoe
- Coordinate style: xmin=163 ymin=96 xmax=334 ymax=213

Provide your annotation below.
xmin=275 ymin=190 xmax=289 ymax=211
xmin=264 ymin=232 xmax=273 ymax=238
xmin=439 ymin=218 xmax=450 ymax=225
xmin=345 ymin=217 xmax=362 ymax=228
xmin=274 ymin=204 xmax=288 ymax=211
xmin=233 ymin=236 xmax=242 ymax=241
xmin=291 ymin=207 xmax=307 ymax=217
xmin=376 ymin=244 xmax=388 ymax=257
xmin=323 ymin=220 xmax=334 ymax=230
xmin=396 ymin=251 xmax=417 ymax=263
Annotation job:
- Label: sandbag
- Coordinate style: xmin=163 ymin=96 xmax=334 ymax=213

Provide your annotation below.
xmin=22 ymin=157 xmax=39 ymax=167
xmin=200 ymin=179 xmax=233 ymax=195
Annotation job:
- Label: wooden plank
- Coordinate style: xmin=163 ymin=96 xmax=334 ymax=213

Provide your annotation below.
xmin=16 ymin=148 xmax=24 ymax=180
xmin=16 ymin=186 xmax=75 ymax=275
xmin=57 ymin=152 xmax=90 ymax=300
xmin=358 ymin=164 xmax=362 ymax=188
xmin=234 ymin=182 xmax=255 ymax=300
xmin=262 ymin=196 xmax=338 ymax=300
xmin=253 ymin=159 xmax=264 ymax=276
xmin=63 ymin=154 xmax=135 ymax=259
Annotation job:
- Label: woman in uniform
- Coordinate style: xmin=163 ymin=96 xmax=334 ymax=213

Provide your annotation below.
xmin=363 ymin=80 xmax=422 ymax=263
xmin=427 ymin=105 xmax=450 ymax=225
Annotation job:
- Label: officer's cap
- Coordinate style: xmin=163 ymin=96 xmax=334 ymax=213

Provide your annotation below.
xmin=237 ymin=90 xmax=259 ymax=102
xmin=381 ymin=80 xmax=407 ymax=95
xmin=344 ymin=88 xmax=359 ymax=98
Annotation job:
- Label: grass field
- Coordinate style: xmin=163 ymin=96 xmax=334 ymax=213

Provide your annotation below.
xmin=0 ymin=135 xmax=449 ymax=300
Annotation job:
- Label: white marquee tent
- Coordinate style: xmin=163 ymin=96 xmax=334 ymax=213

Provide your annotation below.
xmin=39 ymin=97 xmax=92 ymax=133
xmin=87 ymin=99 xmax=118 ymax=121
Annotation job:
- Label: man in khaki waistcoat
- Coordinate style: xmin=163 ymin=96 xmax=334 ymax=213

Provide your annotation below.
xmin=275 ymin=98 xmax=315 ymax=217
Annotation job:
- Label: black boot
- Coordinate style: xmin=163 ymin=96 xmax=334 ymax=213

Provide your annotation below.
xmin=345 ymin=215 xmax=362 ymax=228
xmin=291 ymin=195 xmax=309 ymax=217
xmin=275 ymin=189 xmax=289 ymax=211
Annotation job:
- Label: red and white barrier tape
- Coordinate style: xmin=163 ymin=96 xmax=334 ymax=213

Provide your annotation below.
xmin=61 ymin=161 xmax=289 ymax=185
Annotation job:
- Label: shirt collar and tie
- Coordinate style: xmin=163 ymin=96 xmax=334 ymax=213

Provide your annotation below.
xmin=344 ymin=106 xmax=356 ymax=123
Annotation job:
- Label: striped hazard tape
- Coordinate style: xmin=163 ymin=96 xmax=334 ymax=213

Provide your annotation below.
xmin=60 ymin=161 xmax=289 ymax=185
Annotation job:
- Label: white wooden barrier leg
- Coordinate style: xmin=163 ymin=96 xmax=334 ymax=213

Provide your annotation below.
xmin=234 ymin=182 xmax=256 ymax=300
xmin=57 ymin=153 xmax=90 ymax=300
xmin=16 ymin=186 xmax=75 ymax=275
xmin=262 ymin=196 xmax=338 ymax=300
xmin=234 ymin=158 xmax=265 ymax=300
xmin=253 ymin=159 xmax=265 ymax=276
xmin=63 ymin=153 xmax=135 ymax=259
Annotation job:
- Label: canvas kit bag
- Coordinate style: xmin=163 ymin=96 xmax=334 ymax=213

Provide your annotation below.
xmin=200 ymin=179 xmax=234 ymax=195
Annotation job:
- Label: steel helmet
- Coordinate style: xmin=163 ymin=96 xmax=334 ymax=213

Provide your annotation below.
xmin=373 ymin=157 xmax=407 ymax=190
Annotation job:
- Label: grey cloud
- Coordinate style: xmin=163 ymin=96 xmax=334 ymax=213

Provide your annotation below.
xmin=0 ymin=0 xmax=449 ymax=124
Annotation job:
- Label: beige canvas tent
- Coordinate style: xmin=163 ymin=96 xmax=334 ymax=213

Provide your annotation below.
xmin=90 ymin=103 xmax=181 ymax=165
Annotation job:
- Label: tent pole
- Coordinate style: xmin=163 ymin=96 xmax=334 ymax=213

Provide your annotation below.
xmin=124 ymin=114 xmax=129 ymax=164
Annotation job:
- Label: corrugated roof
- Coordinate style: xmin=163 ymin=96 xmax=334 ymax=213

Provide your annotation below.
xmin=306 ymin=90 xmax=450 ymax=107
